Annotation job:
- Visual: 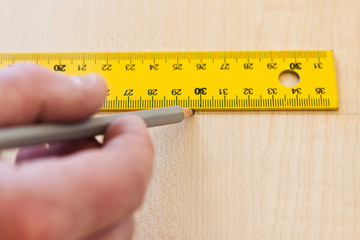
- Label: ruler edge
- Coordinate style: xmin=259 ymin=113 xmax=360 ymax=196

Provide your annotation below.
xmin=0 ymin=50 xmax=333 ymax=60
xmin=328 ymin=51 xmax=340 ymax=110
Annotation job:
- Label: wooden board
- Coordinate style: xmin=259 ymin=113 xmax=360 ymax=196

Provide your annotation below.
xmin=0 ymin=0 xmax=359 ymax=239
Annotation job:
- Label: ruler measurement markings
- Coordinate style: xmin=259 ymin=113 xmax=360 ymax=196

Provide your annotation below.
xmin=0 ymin=51 xmax=338 ymax=110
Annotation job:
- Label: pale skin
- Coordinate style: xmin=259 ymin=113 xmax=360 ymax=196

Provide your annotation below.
xmin=0 ymin=63 xmax=154 ymax=240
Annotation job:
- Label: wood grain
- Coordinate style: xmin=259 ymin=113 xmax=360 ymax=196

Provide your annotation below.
xmin=0 ymin=0 xmax=359 ymax=239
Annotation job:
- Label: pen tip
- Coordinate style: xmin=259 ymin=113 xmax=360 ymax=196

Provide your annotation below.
xmin=182 ymin=107 xmax=194 ymax=119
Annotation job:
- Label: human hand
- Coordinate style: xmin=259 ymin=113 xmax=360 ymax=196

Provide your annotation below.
xmin=0 ymin=63 xmax=154 ymax=240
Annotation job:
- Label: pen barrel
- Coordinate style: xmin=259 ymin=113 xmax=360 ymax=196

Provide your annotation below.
xmin=0 ymin=106 xmax=185 ymax=149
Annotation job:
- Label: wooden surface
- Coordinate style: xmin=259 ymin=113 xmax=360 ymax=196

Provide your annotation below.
xmin=0 ymin=0 xmax=359 ymax=239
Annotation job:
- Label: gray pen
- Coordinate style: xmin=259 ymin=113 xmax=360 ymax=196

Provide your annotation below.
xmin=0 ymin=106 xmax=194 ymax=149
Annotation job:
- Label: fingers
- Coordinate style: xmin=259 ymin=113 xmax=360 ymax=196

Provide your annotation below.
xmin=86 ymin=217 xmax=134 ymax=240
xmin=0 ymin=62 xmax=108 ymax=127
xmin=16 ymin=137 xmax=101 ymax=164
xmin=0 ymin=115 xmax=153 ymax=240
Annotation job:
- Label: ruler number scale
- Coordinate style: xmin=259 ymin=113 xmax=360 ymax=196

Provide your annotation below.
xmin=0 ymin=51 xmax=338 ymax=111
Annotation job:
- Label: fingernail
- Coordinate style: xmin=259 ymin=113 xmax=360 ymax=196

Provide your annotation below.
xmin=71 ymin=74 xmax=99 ymax=86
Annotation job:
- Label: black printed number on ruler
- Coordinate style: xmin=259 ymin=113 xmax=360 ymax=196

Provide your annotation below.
xmin=315 ymin=87 xmax=325 ymax=94
xmin=220 ymin=63 xmax=230 ymax=70
xmin=243 ymin=88 xmax=254 ymax=95
xmin=267 ymin=63 xmax=277 ymax=69
xmin=54 ymin=64 xmax=66 ymax=72
xmin=195 ymin=88 xmax=207 ymax=95
xmin=102 ymin=64 xmax=112 ymax=71
xmin=171 ymin=89 xmax=182 ymax=95
xmin=244 ymin=63 xmax=254 ymax=70
xmin=219 ymin=88 xmax=228 ymax=95
xmin=124 ymin=89 xmax=134 ymax=96
xmin=148 ymin=89 xmax=158 ymax=96
xmin=292 ymin=88 xmax=302 ymax=94
xmin=314 ymin=63 xmax=323 ymax=69
xmin=290 ymin=63 xmax=302 ymax=70
xmin=173 ymin=64 xmax=183 ymax=70
xmin=126 ymin=64 xmax=135 ymax=71
xmin=78 ymin=64 xmax=87 ymax=71
xmin=267 ymin=88 xmax=278 ymax=94
xmin=196 ymin=64 xmax=206 ymax=70
xmin=150 ymin=64 xmax=159 ymax=70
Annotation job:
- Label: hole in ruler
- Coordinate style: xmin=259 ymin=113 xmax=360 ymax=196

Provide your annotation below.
xmin=279 ymin=70 xmax=300 ymax=87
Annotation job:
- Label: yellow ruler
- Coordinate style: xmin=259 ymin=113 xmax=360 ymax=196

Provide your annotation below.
xmin=0 ymin=51 xmax=338 ymax=111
